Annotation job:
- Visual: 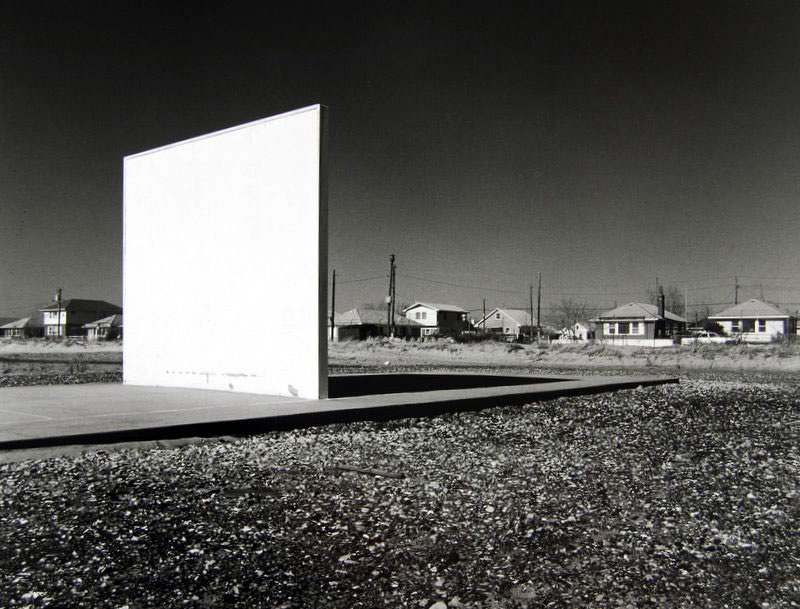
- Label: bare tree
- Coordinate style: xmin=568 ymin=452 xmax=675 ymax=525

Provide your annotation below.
xmin=549 ymin=298 xmax=592 ymax=330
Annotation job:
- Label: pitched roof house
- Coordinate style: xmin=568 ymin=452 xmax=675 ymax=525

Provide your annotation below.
xmin=39 ymin=299 xmax=122 ymax=338
xmin=473 ymin=308 xmax=535 ymax=340
xmin=0 ymin=316 xmax=44 ymax=338
xmin=83 ymin=314 xmax=123 ymax=341
xmin=328 ymin=308 xmax=422 ymax=341
xmin=709 ymin=299 xmax=796 ymax=343
xmin=591 ymin=300 xmax=687 ymax=346
xmin=558 ymin=321 xmax=592 ymax=343
xmin=402 ymin=302 xmax=470 ymax=337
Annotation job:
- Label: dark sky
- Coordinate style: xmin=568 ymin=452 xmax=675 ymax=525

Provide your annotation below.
xmin=2 ymin=1 xmax=800 ymax=320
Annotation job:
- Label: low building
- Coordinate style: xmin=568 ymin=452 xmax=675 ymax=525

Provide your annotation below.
xmin=83 ymin=314 xmax=123 ymax=340
xmin=709 ymin=299 xmax=796 ymax=343
xmin=0 ymin=316 xmax=44 ymax=338
xmin=401 ymin=302 xmax=470 ymax=337
xmin=329 ymin=309 xmax=423 ymax=341
xmin=591 ymin=298 xmax=687 ymax=347
xmin=558 ymin=322 xmax=593 ymax=343
xmin=40 ymin=299 xmax=122 ymax=338
xmin=473 ymin=308 xmax=535 ymax=340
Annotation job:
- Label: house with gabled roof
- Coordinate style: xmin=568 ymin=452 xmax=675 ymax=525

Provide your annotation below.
xmin=0 ymin=316 xmax=44 ymax=338
xmin=558 ymin=321 xmax=592 ymax=343
xmin=83 ymin=314 xmax=123 ymax=341
xmin=591 ymin=299 xmax=686 ymax=346
xmin=39 ymin=299 xmax=122 ymax=338
xmin=473 ymin=308 xmax=535 ymax=340
xmin=402 ymin=302 xmax=470 ymax=337
xmin=328 ymin=308 xmax=423 ymax=341
xmin=709 ymin=299 xmax=796 ymax=343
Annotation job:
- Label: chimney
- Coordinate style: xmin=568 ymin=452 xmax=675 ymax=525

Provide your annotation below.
xmin=657 ymin=286 xmax=665 ymax=318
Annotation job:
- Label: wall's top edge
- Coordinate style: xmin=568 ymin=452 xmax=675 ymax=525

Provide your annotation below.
xmin=124 ymin=104 xmax=323 ymax=161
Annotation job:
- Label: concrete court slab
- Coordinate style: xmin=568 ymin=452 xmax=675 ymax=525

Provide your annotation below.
xmin=0 ymin=374 xmax=677 ymax=456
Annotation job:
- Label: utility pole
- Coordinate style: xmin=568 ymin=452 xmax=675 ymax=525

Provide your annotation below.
xmin=482 ymin=298 xmax=486 ymax=335
xmin=536 ymin=272 xmax=542 ymax=341
xmin=330 ymin=270 xmax=336 ymax=341
xmin=529 ymin=285 xmax=534 ymax=343
xmin=55 ymin=288 xmax=62 ymax=339
xmin=387 ymin=254 xmax=395 ymax=337
xmin=734 ymin=276 xmax=739 ymax=305
xmin=391 ymin=257 xmax=397 ymax=336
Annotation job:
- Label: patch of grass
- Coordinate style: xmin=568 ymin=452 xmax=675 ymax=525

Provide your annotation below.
xmin=65 ymin=353 xmax=88 ymax=374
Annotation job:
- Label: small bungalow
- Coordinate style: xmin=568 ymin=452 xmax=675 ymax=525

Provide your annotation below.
xmin=329 ymin=309 xmax=423 ymax=341
xmin=473 ymin=308 xmax=535 ymax=340
xmin=402 ymin=302 xmax=470 ymax=337
xmin=558 ymin=321 xmax=593 ymax=343
xmin=591 ymin=299 xmax=687 ymax=347
xmin=708 ymin=299 xmax=796 ymax=343
xmin=0 ymin=316 xmax=44 ymax=338
xmin=83 ymin=314 xmax=123 ymax=340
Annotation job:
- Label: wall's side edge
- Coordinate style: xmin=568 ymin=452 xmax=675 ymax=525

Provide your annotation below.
xmin=318 ymin=105 xmax=329 ymax=399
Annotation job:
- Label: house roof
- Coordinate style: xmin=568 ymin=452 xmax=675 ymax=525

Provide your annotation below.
xmin=475 ymin=308 xmax=534 ymax=327
xmin=0 ymin=316 xmax=35 ymax=329
xmin=0 ymin=317 xmax=17 ymax=327
xmin=332 ymin=309 xmax=423 ymax=327
xmin=709 ymin=299 xmax=790 ymax=320
xmin=591 ymin=302 xmax=687 ymax=323
xmin=39 ymin=299 xmax=122 ymax=313
xmin=83 ymin=314 xmax=123 ymax=329
xmin=402 ymin=302 xmax=468 ymax=314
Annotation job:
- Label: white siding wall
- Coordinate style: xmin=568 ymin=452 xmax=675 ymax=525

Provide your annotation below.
xmin=765 ymin=319 xmax=786 ymax=337
xmin=405 ymin=305 xmax=438 ymax=327
xmin=43 ymin=312 xmax=66 ymax=325
xmin=717 ymin=320 xmax=733 ymax=335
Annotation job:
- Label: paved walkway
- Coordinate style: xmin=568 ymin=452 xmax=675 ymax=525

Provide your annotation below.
xmin=0 ymin=374 xmax=677 ymax=458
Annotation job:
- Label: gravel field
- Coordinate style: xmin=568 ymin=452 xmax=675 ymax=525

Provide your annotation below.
xmin=1 ymin=369 xmax=799 ymax=608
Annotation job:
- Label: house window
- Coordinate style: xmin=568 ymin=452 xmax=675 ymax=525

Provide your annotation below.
xmin=415 ymin=312 xmax=420 ymax=320
xmin=618 ymin=322 xmax=630 ymax=335
xmin=606 ymin=323 xmax=615 ymax=335
xmin=421 ymin=312 xmax=427 ymax=320
xmin=495 ymin=313 xmax=501 ymax=319
xmin=742 ymin=319 xmax=755 ymax=333
xmin=731 ymin=321 xmax=741 ymax=333
xmin=757 ymin=320 xmax=766 ymax=332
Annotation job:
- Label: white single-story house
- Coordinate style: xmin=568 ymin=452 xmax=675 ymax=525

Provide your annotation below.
xmin=0 ymin=316 xmax=44 ymax=338
xmin=83 ymin=314 xmax=123 ymax=340
xmin=402 ymin=302 xmax=470 ymax=337
xmin=591 ymin=301 xmax=687 ymax=347
xmin=708 ymin=299 xmax=796 ymax=343
xmin=558 ymin=322 xmax=592 ymax=343
xmin=473 ymin=308 xmax=535 ymax=340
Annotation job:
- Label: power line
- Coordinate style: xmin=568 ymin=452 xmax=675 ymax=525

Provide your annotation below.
xmin=397 ymin=273 xmax=523 ymax=295
xmin=337 ymin=274 xmax=388 ymax=285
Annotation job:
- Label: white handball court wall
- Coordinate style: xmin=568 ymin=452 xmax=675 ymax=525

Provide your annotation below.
xmin=123 ymin=105 xmax=328 ymax=399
